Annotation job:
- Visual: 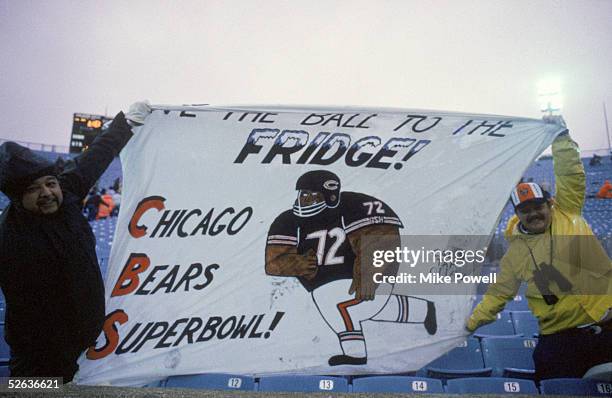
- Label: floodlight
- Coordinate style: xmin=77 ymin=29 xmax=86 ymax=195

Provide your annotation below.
xmin=537 ymin=78 xmax=563 ymax=115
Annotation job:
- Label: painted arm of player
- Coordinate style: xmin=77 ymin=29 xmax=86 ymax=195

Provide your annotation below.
xmin=265 ymin=245 xmax=318 ymax=280
xmin=348 ymin=224 xmax=401 ymax=301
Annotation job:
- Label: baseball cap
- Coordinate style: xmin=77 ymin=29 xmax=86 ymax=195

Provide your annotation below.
xmin=511 ymin=182 xmax=550 ymax=208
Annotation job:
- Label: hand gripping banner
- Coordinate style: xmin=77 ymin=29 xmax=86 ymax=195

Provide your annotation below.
xmin=75 ymin=106 xmax=563 ymax=386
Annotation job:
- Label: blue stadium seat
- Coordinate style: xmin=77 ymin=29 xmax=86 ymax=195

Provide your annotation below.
xmin=258 ymin=375 xmax=348 ymax=392
xmin=482 ymin=337 xmax=536 ymax=379
xmin=583 ymin=363 xmax=612 ymax=381
xmin=540 ymin=378 xmax=612 ymax=396
xmin=511 ymin=311 xmax=539 ymax=337
xmin=0 ymin=331 xmax=10 ymax=364
xmin=516 ymin=282 xmax=528 ymax=296
xmin=352 ymin=376 xmax=443 ymax=393
xmin=473 ymin=311 xmax=518 ymax=338
xmin=165 ymin=373 xmax=255 ymax=391
xmin=0 ymin=195 xmax=9 ymax=211
xmin=504 ymin=295 xmax=529 ymax=311
xmin=0 ymin=365 xmax=8 ymax=377
xmin=419 ymin=338 xmax=492 ymax=380
xmin=143 ymin=379 xmax=166 ymax=387
xmin=446 ymin=377 xmax=538 ymax=394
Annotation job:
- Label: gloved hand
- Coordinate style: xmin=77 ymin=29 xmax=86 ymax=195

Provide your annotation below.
xmin=542 ymin=115 xmax=566 ymax=126
xmin=465 ymin=316 xmax=476 ymax=333
xmin=543 ymin=115 xmax=569 ymax=137
xmin=125 ymin=100 xmax=152 ymax=127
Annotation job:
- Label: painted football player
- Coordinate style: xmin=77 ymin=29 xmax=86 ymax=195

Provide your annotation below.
xmin=265 ymin=170 xmax=437 ymax=366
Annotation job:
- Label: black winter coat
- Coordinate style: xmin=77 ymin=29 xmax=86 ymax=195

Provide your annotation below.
xmin=0 ymin=112 xmax=132 ymax=355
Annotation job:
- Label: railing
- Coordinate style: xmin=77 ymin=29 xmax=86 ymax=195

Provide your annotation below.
xmin=0 ymin=138 xmax=70 ymax=154
xmin=580 ymin=148 xmax=612 ymax=159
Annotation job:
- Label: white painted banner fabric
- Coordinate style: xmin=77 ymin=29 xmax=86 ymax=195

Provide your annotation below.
xmin=75 ymin=106 xmax=563 ymax=386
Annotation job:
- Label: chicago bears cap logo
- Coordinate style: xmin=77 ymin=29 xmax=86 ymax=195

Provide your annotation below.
xmin=511 ymin=182 xmax=544 ymax=207
xmin=323 ymin=180 xmax=339 ymax=190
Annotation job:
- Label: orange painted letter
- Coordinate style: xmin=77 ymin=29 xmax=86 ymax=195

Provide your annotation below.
xmin=128 ymin=196 xmax=166 ymax=238
xmin=86 ymin=310 xmax=128 ymax=360
xmin=111 ymin=253 xmax=151 ymax=297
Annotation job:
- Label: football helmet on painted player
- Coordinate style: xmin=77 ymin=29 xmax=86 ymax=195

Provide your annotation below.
xmin=293 ymin=170 xmax=341 ymax=217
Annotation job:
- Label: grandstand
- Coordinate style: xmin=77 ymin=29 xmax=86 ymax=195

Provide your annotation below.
xmin=0 ymin=147 xmax=611 ymax=394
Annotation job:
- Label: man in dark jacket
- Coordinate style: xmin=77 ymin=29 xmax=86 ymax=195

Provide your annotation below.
xmin=0 ymin=102 xmax=151 ymax=381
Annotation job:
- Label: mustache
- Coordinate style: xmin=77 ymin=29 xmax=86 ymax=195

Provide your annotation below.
xmin=527 ymin=215 xmax=544 ymax=223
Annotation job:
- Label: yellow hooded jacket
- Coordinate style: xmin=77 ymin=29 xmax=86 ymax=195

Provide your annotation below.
xmin=468 ymin=135 xmax=612 ymax=335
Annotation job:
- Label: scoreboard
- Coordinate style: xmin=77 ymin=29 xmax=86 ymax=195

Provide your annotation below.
xmin=70 ymin=113 xmax=113 ymax=154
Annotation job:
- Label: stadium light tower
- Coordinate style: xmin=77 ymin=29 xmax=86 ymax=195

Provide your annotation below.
xmin=537 ymin=78 xmax=563 ymax=116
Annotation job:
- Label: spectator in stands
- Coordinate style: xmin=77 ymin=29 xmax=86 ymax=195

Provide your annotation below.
xmin=112 ymin=177 xmax=121 ymax=193
xmin=0 ymin=101 xmax=151 ymax=381
xmin=596 ymin=180 xmax=612 ymax=199
xmin=84 ymin=188 xmax=101 ymax=221
xmin=96 ymin=188 xmax=114 ymax=219
xmin=467 ymin=116 xmax=612 ymax=381
xmin=111 ymin=187 xmax=121 ymax=217
xmin=589 ymin=154 xmax=602 ymax=166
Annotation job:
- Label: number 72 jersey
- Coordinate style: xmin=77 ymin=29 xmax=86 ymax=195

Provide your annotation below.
xmin=266 ymin=191 xmax=403 ymax=291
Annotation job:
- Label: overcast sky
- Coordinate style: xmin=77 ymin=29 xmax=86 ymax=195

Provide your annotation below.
xmin=1 ymin=0 xmax=611 ymax=152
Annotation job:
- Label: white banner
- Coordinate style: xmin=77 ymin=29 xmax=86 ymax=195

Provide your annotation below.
xmin=76 ymin=106 xmax=562 ymax=386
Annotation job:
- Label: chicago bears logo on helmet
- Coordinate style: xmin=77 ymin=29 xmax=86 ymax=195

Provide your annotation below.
xmin=323 ymin=180 xmax=339 ymax=191
xmin=293 ymin=170 xmax=342 ymax=217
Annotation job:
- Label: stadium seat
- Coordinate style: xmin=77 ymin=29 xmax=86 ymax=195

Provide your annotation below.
xmin=511 ymin=311 xmax=539 ymax=337
xmin=419 ymin=338 xmax=492 ymax=380
xmin=583 ymin=362 xmax=612 ymax=381
xmin=446 ymin=377 xmax=538 ymax=394
xmin=540 ymin=378 xmax=612 ymax=396
xmin=0 ymin=332 xmax=10 ymax=364
xmin=473 ymin=311 xmax=518 ymax=338
xmin=143 ymin=379 xmax=166 ymax=387
xmin=0 ymin=365 xmax=8 ymax=377
xmin=165 ymin=373 xmax=255 ymax=391
xmin=352 ymin=376 xmax=443 ymax=393
xmin=482 ymin=337 xmax=536 ymax=379
xmin=504 ymin=295 xmax=529 ymax=311
xmin=516 ymin=282 xmax=528 ymax=296
xmin=258 ymin=375 xmax=348 ymax=392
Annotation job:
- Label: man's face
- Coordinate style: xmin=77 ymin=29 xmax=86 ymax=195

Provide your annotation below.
xmin=516 ymin=200 xmax=552 ymax=234
xmin=21 ymin=175 xmax=63 ymax=215
xmin=298 ymin=190 xmax=324 ymax=207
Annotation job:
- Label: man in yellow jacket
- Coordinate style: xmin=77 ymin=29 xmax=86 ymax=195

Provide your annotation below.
xmin=467 ymin=116 xmax=612 ymax=381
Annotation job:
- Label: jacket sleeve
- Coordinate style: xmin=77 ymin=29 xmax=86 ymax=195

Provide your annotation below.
xmin=552 ymin=135 xmax=585 ymax=214
xmin=60 ymin=112 xmax=133 ymax=200
xmin=467 ymin=254 xmax=520 ymax=331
